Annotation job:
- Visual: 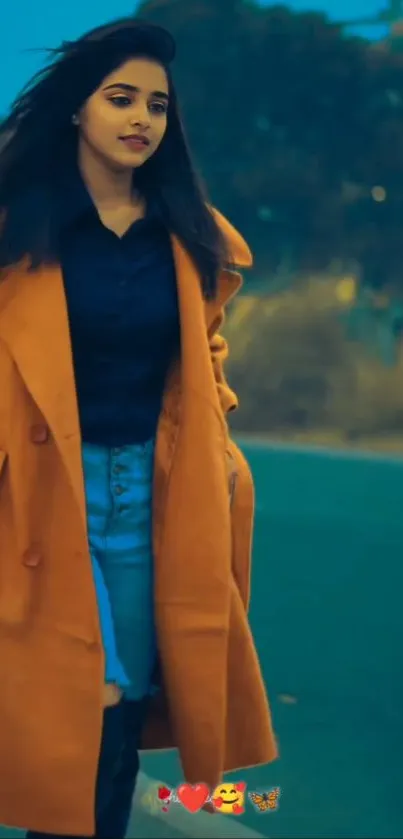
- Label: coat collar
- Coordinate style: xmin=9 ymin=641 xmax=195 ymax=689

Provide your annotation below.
xmin=0 ymin=215 xmax=250 ymax=529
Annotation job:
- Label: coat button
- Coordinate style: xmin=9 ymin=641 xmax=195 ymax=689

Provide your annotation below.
xmin=30 ymin=423 xmax=50 ymax=444
xmin=22 ymin=548 xmax=42 ymax=567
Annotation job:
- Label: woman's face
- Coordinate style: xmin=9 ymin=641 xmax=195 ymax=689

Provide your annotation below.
xmin=77 ymin=57 xmax=169 ymax=172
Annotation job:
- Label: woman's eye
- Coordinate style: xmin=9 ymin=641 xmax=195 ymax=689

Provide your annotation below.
xmin=110 ymin=96 xmax=131 ymax=108
xmin=150 ymin=102 xmax=168 ymax=115
xmin=109 ymin=96 xmax=167 ymax=113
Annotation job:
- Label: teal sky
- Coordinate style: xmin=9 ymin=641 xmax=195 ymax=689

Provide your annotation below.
xmin=1 ymin=0 xmax=388 ymax=115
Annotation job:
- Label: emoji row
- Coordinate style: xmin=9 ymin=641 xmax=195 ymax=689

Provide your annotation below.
xmin=157 ymin=782 xmax=281 ymax=815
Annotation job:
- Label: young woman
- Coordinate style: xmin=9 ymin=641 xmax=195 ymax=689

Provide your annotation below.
xmin=0 ymin=18 xmax=277 ymax=839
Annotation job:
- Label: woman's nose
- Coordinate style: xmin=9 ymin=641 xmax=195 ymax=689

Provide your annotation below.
xmin=129 ymin=103 xmax=150 ymax=127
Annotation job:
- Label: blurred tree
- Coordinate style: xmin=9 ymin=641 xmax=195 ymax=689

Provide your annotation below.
xmin=136 ymin=0 xmax=403 ymax=293
xmin=223 ymin=285 xmax=403 ymax=437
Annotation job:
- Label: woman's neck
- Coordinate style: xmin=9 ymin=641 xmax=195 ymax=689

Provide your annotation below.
xmin=77 ymin=143 xmax=136 ymax=209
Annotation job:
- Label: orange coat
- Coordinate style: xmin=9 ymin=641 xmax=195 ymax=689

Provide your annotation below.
xmin=0 ymin=210 xmax=277 ymax=835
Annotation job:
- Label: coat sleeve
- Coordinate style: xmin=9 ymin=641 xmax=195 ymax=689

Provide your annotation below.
xmin=208 ymin=311 xmax=254 ymax=613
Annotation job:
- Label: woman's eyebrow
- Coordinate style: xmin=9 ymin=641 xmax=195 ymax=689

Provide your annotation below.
xmin=103 ymin=82 xmax=169 ymax=100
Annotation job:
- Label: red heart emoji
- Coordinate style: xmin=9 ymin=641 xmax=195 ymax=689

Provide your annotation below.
xmin=176 ymin=783 xmax=210 ymax=813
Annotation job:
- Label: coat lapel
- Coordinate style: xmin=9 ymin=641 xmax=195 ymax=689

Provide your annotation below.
xmin=169 ymin=209 xmax=252 ymax=406
xmin=169 ymin=238 xmax=243 ymax=412
xmin=0 ymin=261 xmax=88 ymax=531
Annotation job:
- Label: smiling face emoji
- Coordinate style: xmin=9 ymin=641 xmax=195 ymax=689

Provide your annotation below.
xmin=212 ymin=782 xmax=246 ymax=815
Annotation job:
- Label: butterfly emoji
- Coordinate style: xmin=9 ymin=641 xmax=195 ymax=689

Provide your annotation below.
xmin=248 ymin=787 xmax=281 ymax=813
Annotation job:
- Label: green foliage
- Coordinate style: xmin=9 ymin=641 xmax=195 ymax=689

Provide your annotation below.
xmin=136 ymin=0 xmax=403 ymax=292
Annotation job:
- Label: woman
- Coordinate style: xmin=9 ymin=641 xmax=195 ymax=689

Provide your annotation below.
xmin=0 ymin=17 xmax=277 ymax=839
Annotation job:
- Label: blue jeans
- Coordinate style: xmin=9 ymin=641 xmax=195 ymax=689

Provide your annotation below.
xmin=26 ymin=696 xmax=147 ymax=839
xmin=82 ymin=439 xmax=157 ymax=698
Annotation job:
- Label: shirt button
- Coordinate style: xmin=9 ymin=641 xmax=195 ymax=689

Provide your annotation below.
xmin=30 ymin=424 xmax=50 ymax=444
xmin=114 ymin=485 xmax=124 ymax=496
xmin=22 ymin=548 xmax=42 ymax=567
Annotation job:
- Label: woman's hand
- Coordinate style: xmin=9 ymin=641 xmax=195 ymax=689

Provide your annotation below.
xmin=103 ymin=682 xmax=122 ymax=707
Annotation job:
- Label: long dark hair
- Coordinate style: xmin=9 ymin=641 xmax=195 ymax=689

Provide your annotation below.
xmin=0 ymin=18 xmax=229 ymax=298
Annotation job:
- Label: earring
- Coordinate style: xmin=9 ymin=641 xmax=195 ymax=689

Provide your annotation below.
xmin=71 ymin=114 xmax=79 ymax=126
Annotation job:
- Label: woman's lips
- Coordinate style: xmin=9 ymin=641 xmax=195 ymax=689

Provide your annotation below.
xmin=120 ymin=136 xmax=149 ymax=150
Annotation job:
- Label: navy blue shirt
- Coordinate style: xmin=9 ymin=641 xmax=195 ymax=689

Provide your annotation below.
xmin=56 ymin=173 xmax=180 ymax=446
